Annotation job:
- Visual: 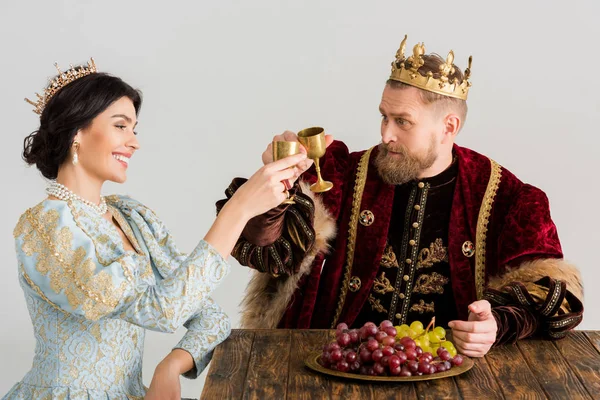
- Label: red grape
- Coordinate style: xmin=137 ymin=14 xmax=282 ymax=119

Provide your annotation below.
xmin=365 ymin=324 xmax=378 ymax=337
xmin=336 ymin=322 xmax=349 ymax=332
xmin=337 ymin=333 xmax=351 ymax=347
xmin=390 ymin=364 xmax=403 ymax=376
xmin=366 ymin=339 xmax=379 ymax=352
xmin=388 ymin=355 xmax=401 ymax=369
xmin=350 ymin=361 xmax=361 ymax=372
xmin=331 ymin=349 xmax=343 ymax=362
xmin=399 ymin=366 xmax=412 ymax=376
xmin=373 ymin=362 xmax=386 ymax=375
xmin=382 ymin=336 xmax=396 ymax=347
xmin=439 ymin=351 xmax=451 ymax=361
xmin=380 ymin=320 xmax=394 ymax=329
xmin=375 ymin=331 xmax=388 ymax=343
xmin=384 ymin=326 xmax=398 ymax=337
xmin=346 ymin=351 xmax=357 ymax=363
xmin=452 ymin=355 xmax=464 ymax=366
xmin=394 ymin=344 xmax=405 ymax=352
xmin=372 ymin=349 xmax=384 ymax=363
xmin=359 ymin=349 xmax=373 ymax=363
xmin=329 ymin=343 xmax=341 ymax=352
xmin=382 ymin=346 xmax=395 ymax=357
xmin=359 ymin=327 xmax=369 ymax=340
xmin=418 ymin=362 xmax=430 ymax=374
xmin=405 ymin=348 xmax=418 ymax=360
xmin=381 ymin=355 xmax=390 ymax=366
xmin=428 ymin=365 xmax=436 ymax=375
xmin=367 ymin=366 xmax=377 ymax=376
xmin=349 ymin=330 xmax=360 ymax=344
xmin=400 ymin=337 xmax=416 ymax=349
xmin=443 ymin=361 xmax=452 ymax=370
xmin=396 ymin=350 xmax=407 ymax=364
xmin=420 ymin=352 xmax=433 ymax=363
xmin=407 ymin=360 xmax=419 ymax=373
xmin=436 ymin=347 xmax=447 ymax=356
xmin=436 ymin=363 xmax=447 ymax=372
xmin=337 ymin=360 xmax=350 ymax=372
xmin=415 ymin=346 xmax=423 ymax=357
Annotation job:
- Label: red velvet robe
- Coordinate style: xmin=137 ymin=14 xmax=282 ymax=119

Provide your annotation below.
xmin=219 ymin=140 xmax=583 ymax=341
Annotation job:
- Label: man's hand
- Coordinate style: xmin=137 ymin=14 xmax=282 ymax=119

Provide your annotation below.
xmin=448 ymin=300 xmax=498 ymax=357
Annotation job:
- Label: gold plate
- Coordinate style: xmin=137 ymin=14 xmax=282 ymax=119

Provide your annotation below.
xmin=304 ymin=351 xmax=474 ymax=382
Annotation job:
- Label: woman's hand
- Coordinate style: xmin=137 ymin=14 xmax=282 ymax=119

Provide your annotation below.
xmin=231 ymin=152 xmax=307 ymax=218
xmin=261 ymin=130 xmax=334 ymax=182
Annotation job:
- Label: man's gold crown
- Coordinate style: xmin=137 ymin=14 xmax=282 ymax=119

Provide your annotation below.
xmin=25 ymin=58 xmax=97 ymax=115
xmin=389 ymin=36 xmax=472 ymax=100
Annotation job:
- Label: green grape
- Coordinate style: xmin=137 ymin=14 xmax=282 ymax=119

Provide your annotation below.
xmin=422 ymin=345 xmax=433 ymax=354
xmin=428 ymin=331 xmax=442 ymax=344
xmin=406 ymin=328 xmax=417 ymax=339
xmin=410 ymin=321 xmax=424 ymax=335
xmin=433 ymin=326 xmax=446 ymax=339
xmin=440 ymin=340 xmax=455 ymax=351
xmin=431 ymin=345 xmax=440 ymax=356
xmin=448 ymin=347 xmax=458 ymax=357
xmin=419 ymin=335 xmax=430 ymax=348
xmin=399 ymin=324 xmax=410 ymax=331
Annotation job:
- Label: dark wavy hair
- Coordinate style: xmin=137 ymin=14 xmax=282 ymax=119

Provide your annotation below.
xmin=23 ymin=72 xmax=142 ymax=179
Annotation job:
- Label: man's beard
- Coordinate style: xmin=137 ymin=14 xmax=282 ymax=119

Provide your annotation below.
xmin=375 ymin=138 xmax=437 ymax=185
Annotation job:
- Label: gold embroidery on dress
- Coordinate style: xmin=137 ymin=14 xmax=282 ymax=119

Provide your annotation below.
xmin=412 ymin=272 xmax=449 ymax=294
xmin=416 ymin=238 xmax=448 ymax=269
xmin=381 ymin=244 xmax=399 ymax=268
xmin=368 ymin=294 xmax=388 ymax=313
xmin=410 ymin=299 xmax=435 ymax=314
xmin=19 ymin=205 xmax=128 ymax=320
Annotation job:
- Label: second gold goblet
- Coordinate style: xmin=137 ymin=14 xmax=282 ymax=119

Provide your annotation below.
xmin=297 ymin=127 xmax=334 ymax=193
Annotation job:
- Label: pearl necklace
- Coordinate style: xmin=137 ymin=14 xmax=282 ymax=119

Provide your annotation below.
xmin=46 ymin=182 xmax=108 ymax=216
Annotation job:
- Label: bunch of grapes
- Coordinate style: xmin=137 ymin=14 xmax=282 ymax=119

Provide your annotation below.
xmin=319 ymin=318 xmax=464 ymax=377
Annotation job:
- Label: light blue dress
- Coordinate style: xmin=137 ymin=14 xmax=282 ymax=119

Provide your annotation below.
xmin=3 ymin=195 xmax=231 ymax=399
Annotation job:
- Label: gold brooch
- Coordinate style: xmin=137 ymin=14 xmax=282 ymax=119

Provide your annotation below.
xmin=462 ymin=241 xmax=475 ymax=258
xmin=359 ymin=210 xmax=375 ymax=226
xmin=349 ymin=276 xmax=362 ymax=292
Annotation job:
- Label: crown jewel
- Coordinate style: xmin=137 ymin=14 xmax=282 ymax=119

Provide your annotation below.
xmin=390 ymin=36 xmax=472 ymax=100
xmin=25 ymin=58 xmax=97 ymax=115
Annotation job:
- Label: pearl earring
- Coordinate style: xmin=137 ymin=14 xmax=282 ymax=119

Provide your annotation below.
xmin=72 ymin=141 xmax=80 ymax=165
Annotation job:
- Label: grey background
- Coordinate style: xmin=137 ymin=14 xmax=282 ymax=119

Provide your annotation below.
xmin=1 ymin=0 xmax=598 ymax=397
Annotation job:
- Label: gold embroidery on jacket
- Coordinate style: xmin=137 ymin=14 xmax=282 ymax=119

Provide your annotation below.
xmin=416 ymin=239 xmax=448 ymax=269
xmin=412 ymin=272 xmax=449 ymax=295
xmin=368 ymin=294 xmax=388 ymax=314
xmin=381 ymin=244 xmax=399 ymax=268
xmin=409 ymin=299 xmax=435 ymax=314
xmin=373 ymin=272 xmax=396 ymax=295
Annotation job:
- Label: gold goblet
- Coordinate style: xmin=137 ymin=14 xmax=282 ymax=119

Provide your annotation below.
xmin=272 ymin=140 xmax=301 ymax=205
xmin=297 ymin=127 xmax=333 ymax=193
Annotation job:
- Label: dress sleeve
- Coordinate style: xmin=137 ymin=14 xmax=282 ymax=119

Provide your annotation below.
xmin=14 ymin=201 xmax=230 ymax=334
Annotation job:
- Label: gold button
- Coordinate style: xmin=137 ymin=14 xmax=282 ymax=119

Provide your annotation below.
xmin=399 ymin=293 xmax=406 ymax=299
xmin=409 ymin=240 xmax=416 ymax=246
xmin=395 ymin=313 xmax=402 ymax=319
xmin=412 ymin=222 xmax=419 ymax=228
xmin=405 ymin=259 xmax=412 ymax=264
xmin=403 ymin=275 xmax=409 ymax=281
xmin=418 ymin=182 xmax=425 ymax=189
xmin=414 ymin=205 xmax=421 ymax=211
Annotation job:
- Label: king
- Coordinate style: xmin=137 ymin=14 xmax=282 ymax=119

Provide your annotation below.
xmin=218 ymin=36 xmax=584 ymax=356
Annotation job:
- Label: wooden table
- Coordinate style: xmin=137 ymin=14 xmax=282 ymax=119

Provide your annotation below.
xmin=201 ymin=330 xmax=600 ymax=399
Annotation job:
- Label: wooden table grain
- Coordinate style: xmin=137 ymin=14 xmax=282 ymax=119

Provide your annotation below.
xmin=201 ymin=330 xmax=600 ymax=399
